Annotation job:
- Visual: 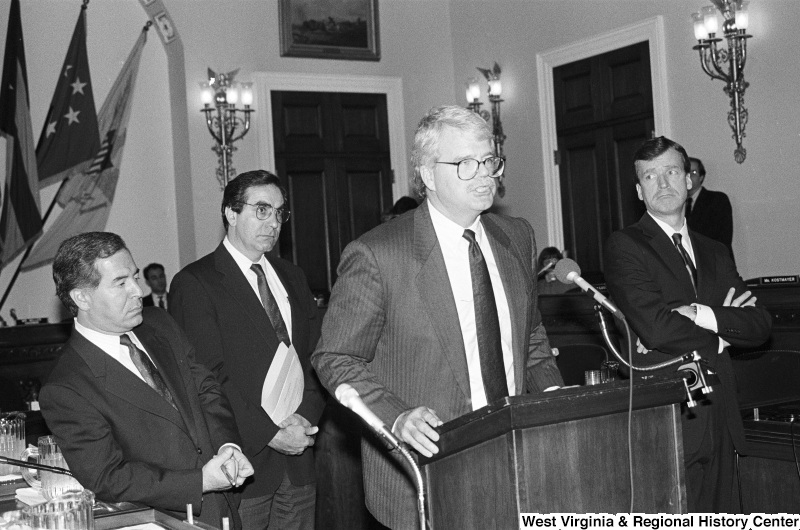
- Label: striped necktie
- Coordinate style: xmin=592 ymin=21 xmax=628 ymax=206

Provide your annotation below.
xmin=672 ymin=233 xmax=697 ymax=295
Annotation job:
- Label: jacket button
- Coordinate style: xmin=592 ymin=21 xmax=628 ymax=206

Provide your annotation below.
xmin=197 ymin=447 xmax=202 ymax=454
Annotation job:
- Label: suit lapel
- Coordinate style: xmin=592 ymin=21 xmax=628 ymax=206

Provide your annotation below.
xmin=638 ymin=214 xmax=697 ymax=300
xmin=69 ymin=330 xmax=190 ymax=436
xmin=482 ymin=215 xmax=528 ymax=393
xmin=135 ymin=328 xmax=200 ymax=446
xmin=413 ymin=203 xmax=471 ymax=401
xmin=688 ymin=230 xmax=714 ymax=300
xmin=214 ymin=243 xmax=278 ymax=348
xmin=266 ymin=254 xmax=305 ymax=353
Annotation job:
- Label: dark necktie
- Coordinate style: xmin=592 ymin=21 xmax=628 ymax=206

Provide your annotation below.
xmin=250 ymin=263 xmax=291 ymax=345
xmin=157 ymin=295 xmax=165 ymax=309
xmin=672 ymin=233 xmax=697 ymax=295
xmin=463 ymin=229 xmax=507 ymax=404
xmin=120 ymin=334 xmax=177 ymax=410
xmin=686 ymin=196 xmax=693 ymax=216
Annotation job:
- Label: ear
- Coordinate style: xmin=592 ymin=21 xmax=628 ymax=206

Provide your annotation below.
xmin=636 ymin=183 xmax=643 ymax=201
xmin=224 ymin=206 xmax=237 ymax=227
xmin=419 ymin=165 xmax=436 ymax=192
xmin=71 ymin=288 xmax=91 ymax=312
xmin=685 ymin=175 xmax=692 ymax=190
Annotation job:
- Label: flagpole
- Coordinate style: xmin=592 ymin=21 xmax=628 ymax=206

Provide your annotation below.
xmin=0 ymin=180 xmax=68 ymax=312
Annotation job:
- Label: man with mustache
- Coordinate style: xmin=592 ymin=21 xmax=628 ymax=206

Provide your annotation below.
xmin=604 ymin=136 xmax=771 ymax=512
xmin=170 ymin=170 xmax=324 ymax=529
xmin=312 ymin=105 xmax=563 ymax=528
xmin=40 ymin=232 xmax=253 ymax=527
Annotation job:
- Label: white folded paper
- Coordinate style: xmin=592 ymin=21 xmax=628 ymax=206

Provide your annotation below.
xmin=261 ymin=343 xmax=304 ymax=425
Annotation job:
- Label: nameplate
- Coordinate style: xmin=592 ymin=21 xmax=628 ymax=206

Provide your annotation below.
xmin=18 ymin=318 xmax=49 ymax=325
xmin=759 ymin=275 xmax=799 ymax=285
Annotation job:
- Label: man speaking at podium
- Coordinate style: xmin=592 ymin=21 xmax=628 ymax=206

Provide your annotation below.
xmin=312 ymin=105 xmax=563 ymax=528
xmin=603 ymin=137 xmax=771 ymax=512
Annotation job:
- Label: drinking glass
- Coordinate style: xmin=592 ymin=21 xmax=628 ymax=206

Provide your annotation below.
xmin=0 ymin=412 xmax=26 ymax=475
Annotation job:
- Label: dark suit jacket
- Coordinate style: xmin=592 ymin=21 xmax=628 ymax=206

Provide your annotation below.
xmin=687 ymin=187 xmax=734 ymax=260
xmin=604 ymin=213 xmax=771 ymax=455
xmin=311 ymin=202 xmax=563 ymax=529
xmin=39 ymin=308 xmax=241 ymax=526
xmin=169 ymin=242 xmax=324 ymax=499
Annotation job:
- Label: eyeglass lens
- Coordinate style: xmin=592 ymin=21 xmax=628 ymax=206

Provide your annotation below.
xmin=458 ymin=157 xmax=504 ymax=180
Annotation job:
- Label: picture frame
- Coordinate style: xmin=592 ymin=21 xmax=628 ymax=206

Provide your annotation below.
xmin=278 ymin=0 xmax=380 ymax=61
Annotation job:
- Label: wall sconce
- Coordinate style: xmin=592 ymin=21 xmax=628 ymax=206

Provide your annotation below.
xmin=200 ymin=68 xmax=254 ymax=188
xmin=465 ymin=62 xmax=506 ymax=196
xmin=690 ymin=0 xmax=752 ymax=164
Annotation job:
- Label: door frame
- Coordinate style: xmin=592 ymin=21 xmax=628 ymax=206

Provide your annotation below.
xmin=536 ymin=16 xmax=672 ymax=250
xmin=252 ymin=72 xmax=408 ymax=202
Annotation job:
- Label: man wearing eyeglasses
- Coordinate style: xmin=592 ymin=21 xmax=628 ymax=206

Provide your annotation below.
xmin=686 ymin=157 xmax=735 ymax=262
xmin=170 ymin=170 xmax=324 ymax=529
xmin=311 ymin=105 xmax=563 ymax=529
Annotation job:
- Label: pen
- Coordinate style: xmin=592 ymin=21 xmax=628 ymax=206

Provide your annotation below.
xmin=221 ymin=464 xmax=236 ymax=486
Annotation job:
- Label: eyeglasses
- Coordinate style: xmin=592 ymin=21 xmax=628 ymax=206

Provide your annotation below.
xmin=435 ymin=156 xmax=505 ymax=181
xmin=240 ymin=201 xmax=291 ymax=223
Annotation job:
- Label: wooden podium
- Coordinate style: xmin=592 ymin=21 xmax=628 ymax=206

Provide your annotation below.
xmin=419 ymin=375 xmax=688 ymax=527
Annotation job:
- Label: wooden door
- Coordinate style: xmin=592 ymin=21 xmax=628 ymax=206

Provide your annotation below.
xmin=272 ymin=91 xmax=393 ymax=297
xmin=554 ymin=41 xmax=653 ymax=283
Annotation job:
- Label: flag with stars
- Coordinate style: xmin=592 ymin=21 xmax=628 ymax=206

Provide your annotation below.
xmin=22 ymin=25 xmax=148 ymax=272
xmin=0 ymin=0 xmax=43 ymax=269
xmin=35 ymin=3 xmax=99 ymax=188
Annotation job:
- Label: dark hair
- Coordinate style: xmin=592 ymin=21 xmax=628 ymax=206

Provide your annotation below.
xmin=689 ymin=157 xmax=706 ymax=177
xmin=53 ymin=232 xmax=128 ymax=316
xmin=632 ymin=136 xmax=691 ymax=180
xmin=221 ymin=170 xmax=287 ymax=230
xmin=537 ymin=247 xmax=563 ymax=271
xmin=143 ymin=263 xmax=164 ymax=280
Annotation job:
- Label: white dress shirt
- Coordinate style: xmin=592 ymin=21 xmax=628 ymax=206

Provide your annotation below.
xmin=648 ymin=213 xmax=724 ymax=351
xmin=428 ymin=202 xmax=515 ymax=410
xmin=223 ymin=237 xmax=292 ymax=341
xmin=74 ymin=319 xmax=154 ymax=383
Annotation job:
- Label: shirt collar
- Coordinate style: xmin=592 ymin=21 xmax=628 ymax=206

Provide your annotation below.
xmin=648 ymin=212 xmax=689 ymax=240
xmin=428 ymin=200 xmax=484 ymax=244
xmin=224 ymin=236 xmax=266 ymax=273
xmin=74 ymin=318 xmax=127 ymax=350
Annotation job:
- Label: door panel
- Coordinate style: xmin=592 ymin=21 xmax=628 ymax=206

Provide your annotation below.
xmin=272 ymin=91 xmax=392 ymax=296
xmin=554 ymin=41 xmax=654 ymax=282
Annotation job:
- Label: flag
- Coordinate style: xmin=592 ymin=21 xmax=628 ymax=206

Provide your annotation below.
xmin=0 ymin=0 xmax=43 ymax=270
xmin=21 ymin=25 xmax=149 ymax=272
xmin=36 ymin=4 xmax=100 ymax=189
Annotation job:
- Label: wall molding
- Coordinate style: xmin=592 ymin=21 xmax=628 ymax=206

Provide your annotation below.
xmin=535 ymin=16 xmax=672 ymax=249
xmin=252 ymin=72 xmax=408 ymax=201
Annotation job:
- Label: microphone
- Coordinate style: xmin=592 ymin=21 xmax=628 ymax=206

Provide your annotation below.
xmin=335 ymin=384 xmax=402 ymax=449
xmin=553 ymin=258 xmax=623 ymax=319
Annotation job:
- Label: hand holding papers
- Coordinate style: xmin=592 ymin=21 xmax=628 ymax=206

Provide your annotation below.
xmin=261 ymin=343 xmax=305 ymax=426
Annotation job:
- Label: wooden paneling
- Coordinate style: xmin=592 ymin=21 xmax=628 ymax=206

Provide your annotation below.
xmin=554 ymin=41 xmax=653 ymax=282
xmin=272 ymin=91 xmax=392 ymax=296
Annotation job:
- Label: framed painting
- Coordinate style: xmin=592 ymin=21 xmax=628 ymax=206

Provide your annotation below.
xmin=279 ymin=0 xmax=380 ymax=61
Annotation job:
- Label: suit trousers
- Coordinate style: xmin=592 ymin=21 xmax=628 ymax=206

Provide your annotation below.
xmin=239 ymin=472 xmax=315 ymax=530
xmin=683 ymin=397 xmax=740 ymax=513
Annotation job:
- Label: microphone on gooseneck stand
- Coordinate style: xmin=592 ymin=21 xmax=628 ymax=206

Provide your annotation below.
xmin=553 ymin=258 xmax=623 ymax=319
xmin=335 ymin=384 xmax=401 ymax=449
xmin=335 ymin=384 xmax=427 ymax=530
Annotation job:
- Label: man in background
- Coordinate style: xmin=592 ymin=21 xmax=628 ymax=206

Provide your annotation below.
xmin=170 ymin=170 xmax=324 ymax=530
xmin=142 ymin=262 xmax=168 ymax=309
xmin=40 ymin=232 xmax=252 ymax=527
xmin=312 ymin=105 xmax=563 ymax=528
xmin=604 ymin=137 xmax=770 ymax=512
xmin=686 ymin=156 xmax=735 ymax=261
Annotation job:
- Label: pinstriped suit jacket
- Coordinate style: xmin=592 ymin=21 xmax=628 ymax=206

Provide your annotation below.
xmin=311 ymin=201 xmax=563 ymax=529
